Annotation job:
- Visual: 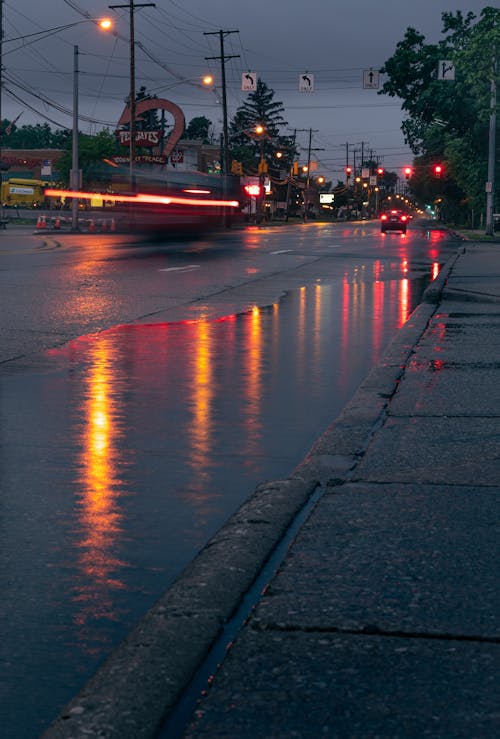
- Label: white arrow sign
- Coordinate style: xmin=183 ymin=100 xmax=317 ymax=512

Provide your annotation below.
xmin=438 ymin=61 xmax=455 ymax=80
xmin=363 ymin=69 xmax=379 ymax=89
xmin=242 ymin=72 xmax=257 ymax=91
xmin=299 ymin=73 xmax=314 ymax=92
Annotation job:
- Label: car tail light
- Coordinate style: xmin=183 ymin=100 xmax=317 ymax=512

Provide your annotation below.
xmin=380 ymin=214 xmax=388 ymax=221
xmin=401 ymin=215 xmax=408 ymax=222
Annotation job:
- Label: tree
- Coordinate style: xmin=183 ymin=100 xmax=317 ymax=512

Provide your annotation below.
xmin=2 ymin=122 xmax=71 ymax=149
xmin=229 ymin=79 xmax=296 ymax=174
xmin=379 ymin=7 xmax=500 ymax=224
xmin=183 ymin=116 xmax=213 ymax=143
xmin=135 ymin=85 xmax=160 ymax=131
xmin=56 ymin=129 xmax=116 ymax=186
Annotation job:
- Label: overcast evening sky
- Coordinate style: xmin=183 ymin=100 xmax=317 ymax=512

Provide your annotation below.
xmin=1 ymin=0 xmax=493 ymax=180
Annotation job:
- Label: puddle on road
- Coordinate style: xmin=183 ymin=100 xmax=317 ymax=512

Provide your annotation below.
xmin=1 ymin=264 xmax=433 ymax=737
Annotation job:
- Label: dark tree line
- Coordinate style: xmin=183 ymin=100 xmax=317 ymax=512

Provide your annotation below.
xmin=379 ymin=6 xmax=500 ymax=225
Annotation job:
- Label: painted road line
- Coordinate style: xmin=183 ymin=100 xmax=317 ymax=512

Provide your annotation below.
xmin=269 ymin=249 xmax=294 ymax=255
xmin=159 ymin=265 xmax=200 ymax=273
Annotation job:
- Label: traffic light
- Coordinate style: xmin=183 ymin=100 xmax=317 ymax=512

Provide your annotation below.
xmin=345 ymin=166 xmax=352 ymax=177
xmin=433 ymin=164 xmax=444 ymax=177
xmin=231 ymin=160 xmax=243 ymax=175
xmin=403 ymin=166 xmax=413 ymax=180
xmin=376 ymin=167 xmax=384 ymax=176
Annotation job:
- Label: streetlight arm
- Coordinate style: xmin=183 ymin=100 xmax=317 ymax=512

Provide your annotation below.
xmin=4 ymin=19 xmax=112 ymax=55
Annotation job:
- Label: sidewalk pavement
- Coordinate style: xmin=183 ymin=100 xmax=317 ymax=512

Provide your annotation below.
xmin=44 ymin=241 xmax=500 ymax=739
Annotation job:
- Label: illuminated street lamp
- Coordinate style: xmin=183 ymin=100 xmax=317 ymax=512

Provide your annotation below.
xmin=72 ymin=20 xmax=113 ymax=230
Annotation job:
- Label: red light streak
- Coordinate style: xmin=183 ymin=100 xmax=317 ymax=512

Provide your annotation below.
xmin=44 ymin=188 xmax=240 ymax=208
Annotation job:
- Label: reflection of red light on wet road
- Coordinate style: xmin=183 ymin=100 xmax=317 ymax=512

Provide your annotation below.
xmin=399 ymin=278 xmax=409 ymax=326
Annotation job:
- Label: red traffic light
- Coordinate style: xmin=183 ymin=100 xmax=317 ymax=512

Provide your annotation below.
xmin=376 ymin=167 xmax=384 ymax=175
xmin=345 ymin=166 xmax=352 ymax=175
xmin=244 ymin=184 xmax=262 ymax=197
xmin=433 ymin=164 xmax=443 ymax=176
xmin=403 ymin=166 xmax=412 ymax=179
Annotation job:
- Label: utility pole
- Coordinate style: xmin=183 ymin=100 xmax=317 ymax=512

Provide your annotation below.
xmin=205 ymin=30 xmax=239 ymax=226
xmin=303 ymin=129 xmax=321 ymax=221
xmin=109 ymin=0 xmax=155 ymax=191
xmin=0 ymin=0 xmax=4 ymax=224
xmin=285 ymin=128 xmax=307 ymax=221
xmin=485 ymin=50 xmax=497 ymax=236
xmin=71 ymin=45 xmax=79 ymax=231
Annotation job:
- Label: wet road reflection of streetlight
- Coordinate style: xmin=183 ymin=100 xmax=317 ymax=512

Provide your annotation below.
xmin=188 ymin=319 xmax=217 ymax=508
xmin=74 ymin=335 xmax=129 ymax=634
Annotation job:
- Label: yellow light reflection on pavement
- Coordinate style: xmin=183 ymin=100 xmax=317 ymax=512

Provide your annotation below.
xmin=74 ymin=336 xmax=128 ymax=632
xmin=188 ymin=319 xmax=215 ymax=501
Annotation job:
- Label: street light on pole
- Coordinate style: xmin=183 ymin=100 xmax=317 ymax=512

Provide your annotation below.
xmin=254 ymin=124 xmax=268 ymax=224
xmin=71 ymin=19 xmax=113 ymax=231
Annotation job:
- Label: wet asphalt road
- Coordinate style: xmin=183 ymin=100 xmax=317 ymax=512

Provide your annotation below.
xmin=0 ymin=219 xmax=459 ymax=737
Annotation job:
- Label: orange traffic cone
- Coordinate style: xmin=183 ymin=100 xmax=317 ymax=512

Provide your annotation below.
xmin=109 ymin=218 xmax=116 ymax=232
xmin=54 ymin=216 xmax=61 ymax=230
xmin=41 ymin=216 xmax=47 ymax=229
xmin=36 ymin=215 xmax=44 ymax=229
xmin=88 ymin=219 xmax=95 ymax=233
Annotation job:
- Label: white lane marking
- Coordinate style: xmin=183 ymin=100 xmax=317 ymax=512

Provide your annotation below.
xmin=270 ymin=249 xmax=294 ymax=255
xmin=328 ymin=244 xmax=342 ymax=248
xmin=159 ymin=265 xmax=200 ymax=272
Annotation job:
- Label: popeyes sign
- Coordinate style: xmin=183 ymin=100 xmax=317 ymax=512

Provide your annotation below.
xmin=116 ymin=97 xmax=185 ymax=157
xmin=117 ymin=130 xmax=163 ymax=147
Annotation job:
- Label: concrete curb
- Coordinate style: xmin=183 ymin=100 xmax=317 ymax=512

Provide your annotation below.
xmin=41 ymin=246 xmax=462 ymax=739
xmin=42 ymin=477 xmax=318 ymax=739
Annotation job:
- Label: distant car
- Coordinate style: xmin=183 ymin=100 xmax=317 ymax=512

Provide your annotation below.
xmin=380 ymin=209 xmax=408 ymax=234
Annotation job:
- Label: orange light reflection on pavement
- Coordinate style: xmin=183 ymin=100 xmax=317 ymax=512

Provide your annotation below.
xmin=74 ymin=336 xmax=128 ymax=634
xmin=188 ymin=319 xmax=215 ymax=499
